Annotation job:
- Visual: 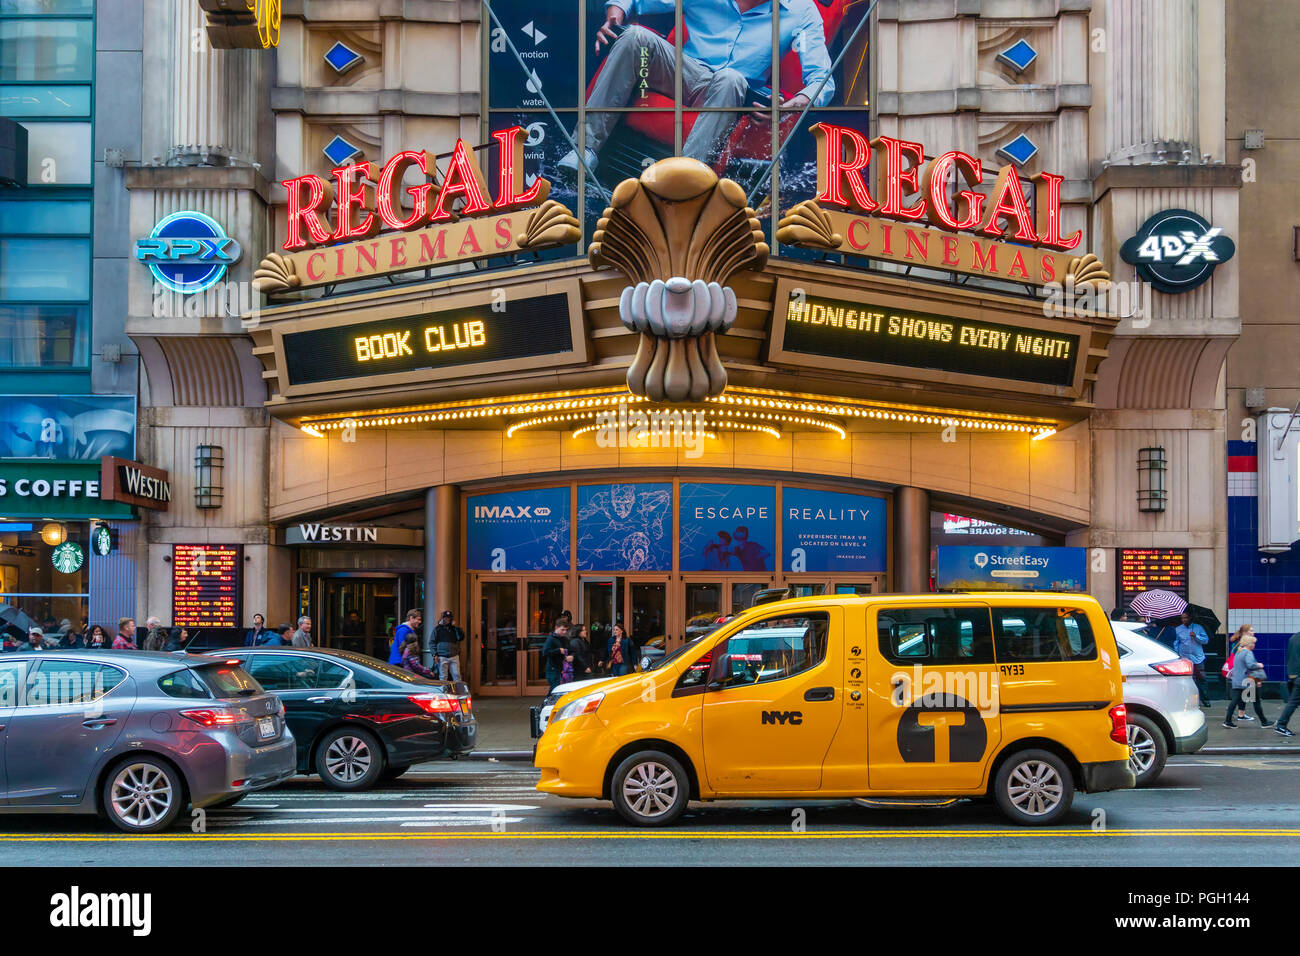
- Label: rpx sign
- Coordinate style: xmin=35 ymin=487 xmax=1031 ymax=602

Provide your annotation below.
xmin=134 ymin=211 xmax=242 ymax=295
xmin=1120 ymin=209 xmax=1235 ymax=293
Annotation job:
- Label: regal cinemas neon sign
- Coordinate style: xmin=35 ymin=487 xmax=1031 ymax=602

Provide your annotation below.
xmin=269 ymin=126 xmax=576 ymax=290
xmin=778 ymin=124 xmax=1090 ymax=285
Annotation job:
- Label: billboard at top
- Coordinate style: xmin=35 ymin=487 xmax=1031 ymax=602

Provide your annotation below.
xmin=936 ymin=546 xmax=1087 ymax=593
xmin=782 ymin=487 xmax=886 ymax=573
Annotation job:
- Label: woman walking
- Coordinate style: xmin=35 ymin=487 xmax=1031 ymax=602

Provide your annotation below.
xmin=399 ymin=633 xmax=437 ymax=679
xmin=568 ymin=623 xmax=594 ymax=681
xmin=1225 ymin=626 xmax=1255 ymax=721
xmin=1224 ymin=631 xmax=1273 ymax=728
xmin=607 ymin=623 xmax=633 ymax=677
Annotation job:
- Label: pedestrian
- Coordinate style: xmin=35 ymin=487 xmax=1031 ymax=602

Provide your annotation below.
xmin=1224 ymin=626 xmax=1255 ymax=721
xmin=58 ymin=625 xmax=85 ymax=648
xmin=1274 ymin=629 xmax=1300 ymax=737
xmin=244 ymin=613 xmax=268 ymax=647
xmin=164 ymin=627 xmax=187 ymax=652
xmin=568 ymin=623 xmax=593 ymax=680
xmin=399 ymin=632 xmax=437 ymax=679
xmin=542 ymin=621 xmax=570 ymax=691
xmin=19 ymin=627 xmax=47 ymax=652
xmin=85 ymin=624 xmax=108 ymax=650
xmin=142 ymin=625 xmax=168 ymax=652
xmin=607 ymin=622 xmax=633 ymax=677
xmin=433 ymin=610 xmax=465 ymax=682
xmin=1223 ymin=632 xmax=1272 ymax=729
xmin=290 ymin=615 xmax=312 ymax=648
xmin=388 ymin=609 xmax=421 ymax=666
xmin=1174 ymin=610 xmax=1211 ymax=707
xmin=113 ymin=617 xmax=137 ymax=650
xmin=267 ymin=624 xmax=292 ymax=646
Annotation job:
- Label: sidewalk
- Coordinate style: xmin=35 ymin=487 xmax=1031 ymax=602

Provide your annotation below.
xmin=459 ymin=696 xmax=1300 ymax=762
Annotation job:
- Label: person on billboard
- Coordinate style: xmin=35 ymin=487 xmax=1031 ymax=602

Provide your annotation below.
xmin=731 ymin=525 xmax=771 ymax=572
xmin=559 ymin=0 xmax=835 ymax=172
xmin=703 ymin=530 xmax=737 ymax=571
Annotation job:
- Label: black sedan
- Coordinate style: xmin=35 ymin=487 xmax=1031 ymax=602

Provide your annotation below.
xmin=213 ymin=647 xmax=476 ymax=790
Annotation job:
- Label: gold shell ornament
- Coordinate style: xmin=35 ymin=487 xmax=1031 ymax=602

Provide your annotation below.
xmin=775 ymin=200 xmax=842 ymax=251
xmin=517 ymin=199 xmax=582 ymax=249
xmin=252 ymin=252 xmax=301 ymax=294
xmin=589 ymin=157 xmax=768 ymax=403
xmin=1066 ymin=252 xmax=1111 ymax=290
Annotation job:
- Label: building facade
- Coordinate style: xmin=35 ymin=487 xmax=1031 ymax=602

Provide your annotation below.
xmin=101 ymin=0 xmax=1257 ymax=694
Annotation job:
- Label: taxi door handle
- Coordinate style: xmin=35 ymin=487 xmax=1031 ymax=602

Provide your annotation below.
xmin=804 ymin=686 xmax=835 ymax=702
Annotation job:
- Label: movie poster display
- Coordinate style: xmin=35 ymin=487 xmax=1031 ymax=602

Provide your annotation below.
xmin=782 ymin=487 xmax=886 ymax=573
xmin=679 ymin=483 xmax=775 ymax=572
xmin=577 ymin=482 xmax=673 ymax=572
xmin=467 ymin=488 xmax=571 ymax=571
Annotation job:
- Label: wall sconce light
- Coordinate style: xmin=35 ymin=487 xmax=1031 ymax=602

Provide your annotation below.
xmin=195 ymin=444 xmax=224 ymax=509
xmin=40 ymin=522 xmax=67 ymax=546
xmin=1137 ymin=446 xmax=1167 ymax=512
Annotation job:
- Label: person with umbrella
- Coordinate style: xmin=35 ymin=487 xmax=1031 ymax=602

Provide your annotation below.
xmin=1174 ymin=610 xmax=1211 ymax=707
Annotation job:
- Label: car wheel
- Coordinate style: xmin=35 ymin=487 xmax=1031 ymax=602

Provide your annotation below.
xmin=611 ymin=750 xmax=689 ymax=827
xmin=315 ymin=728 xmax=384 ymax=791
xmin=103 ymin=757 xmax=185 ymax=834
xmin=1126 ymin=714 xmax=1168 ymax=787
xmin=380 ymin=763 xmax=411 ymax=781
xmin=993 ymin=749 xmax=1074 ymax=826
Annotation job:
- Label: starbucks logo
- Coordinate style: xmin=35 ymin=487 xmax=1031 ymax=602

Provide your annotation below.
xmin=52 ymin=541 xmax=84 ymax=574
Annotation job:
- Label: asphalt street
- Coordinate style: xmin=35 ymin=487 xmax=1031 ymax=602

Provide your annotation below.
xmin=2 ymin=754 xmax=1298 ymax=865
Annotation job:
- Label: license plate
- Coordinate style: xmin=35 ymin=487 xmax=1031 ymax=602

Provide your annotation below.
xmin=258 ymin=717 xmax=275 ymax=739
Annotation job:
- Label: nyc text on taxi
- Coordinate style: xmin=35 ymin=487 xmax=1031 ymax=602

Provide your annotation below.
xmin=535 ymin=594 xmax=1134 ymax=826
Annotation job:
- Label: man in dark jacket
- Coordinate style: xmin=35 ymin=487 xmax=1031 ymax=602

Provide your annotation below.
xmin=244 ymin=613 xmax=268 ymax=646
xmin=542 ymin=622 xmax=571 ymax=691
xmin=1276 ymin=630 xmax=1300 ymax=737
xmin=433 ymin=610 xmax=465 ymax=682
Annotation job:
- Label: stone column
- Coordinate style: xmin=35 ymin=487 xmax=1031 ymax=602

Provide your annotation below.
xmin=169 ymin=0 xmax=261 ymax=166
xmin=892 ymin=486 xmax=931 ymax=593
xmin=423 ymin=484 xmax=460 ymax=669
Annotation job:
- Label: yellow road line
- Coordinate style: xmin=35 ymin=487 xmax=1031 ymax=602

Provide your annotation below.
xmin=0 ymin=827 xmax=1298 ymax=843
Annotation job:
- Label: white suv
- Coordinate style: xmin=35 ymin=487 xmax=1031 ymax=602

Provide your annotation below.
xmin=1112 ymin=621 xmax=1209 ymax=785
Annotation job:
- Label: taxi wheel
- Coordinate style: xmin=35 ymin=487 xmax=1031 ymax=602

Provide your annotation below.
xmin=611 ymin=751 xmax=689 ymax=827
xmin=993 ymin=749 xmax=1074 ymax=826
xmin=1126 ymin=714 xmax=1167 ymax=787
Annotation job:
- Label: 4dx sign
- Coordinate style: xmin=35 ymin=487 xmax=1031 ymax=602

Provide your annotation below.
xmin=1120 ymin=209 xmax=1235 ymax=294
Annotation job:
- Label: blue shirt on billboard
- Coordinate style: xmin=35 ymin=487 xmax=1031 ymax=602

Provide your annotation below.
xmin=389 ymin=622 xmax=416 ymax=665
xmin=608 ymin=0 xmax=836 ymax=107
xmin=1174 ymin=622 xmax=1208 ymax=664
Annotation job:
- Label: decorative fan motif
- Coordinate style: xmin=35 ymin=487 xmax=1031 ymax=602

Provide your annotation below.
xmin=1066 ymin=252 xmax=1111 ymax=290
xmin=518 ymin=199 xmax=582 ymax=249
xmin=589 ymin=158 xmax=767 ymax=403
xmin=252 ymin=252 xmax=301 ymax=294
xmin=775 ymin=200 xmax=842 ymax=251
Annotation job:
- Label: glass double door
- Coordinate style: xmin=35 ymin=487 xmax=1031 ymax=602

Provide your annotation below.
xmin=475 ymin=576 xmax=566 ymax=695
xmin=317 ymin=573 xmax=419 ymax=660
xmin=580 ymin=577 xmax=668 ymax=670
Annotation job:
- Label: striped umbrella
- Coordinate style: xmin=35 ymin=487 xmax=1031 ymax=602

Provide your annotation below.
xmin=1128 ymin=589 xmax=1188 ymax=620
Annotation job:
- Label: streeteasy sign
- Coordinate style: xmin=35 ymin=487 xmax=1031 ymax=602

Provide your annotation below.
xmin=936 ymin=546 xmax=1087 ymax=592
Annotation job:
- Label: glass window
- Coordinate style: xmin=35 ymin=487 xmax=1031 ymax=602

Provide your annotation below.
xmin=0 ymin=303 xmax=89 ymax=366
xmin=711 ymin=611 xmax=829 ymax=689
xmin=992 ymin=607 xmax=1098 ymax=662
xmin=194 ymin=662 xmax=261 ymax=698
xmin=0 ymin=199 xmax=91 ymax=234
xmin=673 ymin=644 xmax=714 ymax=692
xmin=0 ymin=84 xmax=90 ymax=117
xmin=0 ymin=520 xmax=89 ymax=649
xmin=158 ymin=669 xmax=212 ymax=700
xmin=993 ymin=608 xmax=1097 ymax=660
xmin=0 ymin=238 xmax=90 ymax=300
xmin=309 ymin=660 xmax=352 ymax=689
xmin=22 ymin=121 xmax=91 ymax=184
xmin=0 ymin=20 xmax=94 ymax=83
xmin=245 ymin=654 xmax=348 ymax=691
xmin=877 ymin=606 xmax=996 ymax=665
xmin=0 ymin=659 xmax=24 ymax=706
xmin=26 ymin=660 xmax=121 ymax=706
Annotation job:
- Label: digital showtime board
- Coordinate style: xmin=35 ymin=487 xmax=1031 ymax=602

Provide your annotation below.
xmin=1118 ymin=548 xmax=1189 ymax=609
xmin=769 ymin=278 xmax=1082 ymax=391
xmin=278 ymin=287 xmax=584 ymax=390
xmin=172 ymin=544 xmax=242 ymax=628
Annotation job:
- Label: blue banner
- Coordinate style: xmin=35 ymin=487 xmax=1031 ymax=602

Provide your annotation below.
xmin=0 ymin=395 xmax=136 ymax=461
xmin=936 ymin=546 xmax=1088 ymax=592
xmin=782 ymin=487 xmax=887 ymax=573
xmin=577 ymin=482 xmax=672 ymax=571
xmin=679 ymin=483 xmax=775 ymax=572
xmin=466 ymin=488 xmax=570 ymax=571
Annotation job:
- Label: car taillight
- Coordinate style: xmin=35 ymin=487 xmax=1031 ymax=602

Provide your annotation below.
xmin=1108 ymin=704 xmax=1128 ymax=744
xmin=179 ymin=709 xmax=244 ymax=727
xmin=459 ymin=696 xmax=472 ymax=714
xmin=409 ymin=694 xmax=459 ymax=714
xmin=1151 ymin=658 xmax=1194 ymax=676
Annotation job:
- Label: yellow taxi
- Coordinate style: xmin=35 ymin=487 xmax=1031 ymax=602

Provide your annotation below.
xmin=535 ymin=593 xmax=1134 ymax=826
